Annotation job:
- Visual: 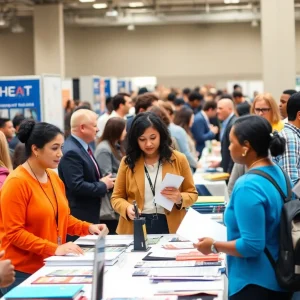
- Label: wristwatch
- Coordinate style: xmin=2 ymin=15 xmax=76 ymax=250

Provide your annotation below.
xmin=176 ymin=197 xmax=183 ymax=207
xmin=211 ymin=240 xmax=219 ymax=254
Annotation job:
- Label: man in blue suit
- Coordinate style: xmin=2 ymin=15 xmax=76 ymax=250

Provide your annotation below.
xmin=191 ymin=101 xmax=219 ymax=158
xmin=58 ymin=109 xmax=115 ymax=237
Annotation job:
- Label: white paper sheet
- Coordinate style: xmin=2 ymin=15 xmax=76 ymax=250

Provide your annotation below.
xmin=155 ymin=173 xmax=184 ymax=211
xmin=293 ymin=180 xmax=300 ymax=198
xmin=176 ymin=208 xmax=227 ymax=243
xmin=155 ymin=280 xmax=224 ymax=293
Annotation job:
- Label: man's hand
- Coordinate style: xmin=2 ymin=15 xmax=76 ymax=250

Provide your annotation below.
xmin=0 ymin=250 xmax=15 ymax=288
xmin=210 ymin=125 xmax=219 ymax=135
xmin=100 ymin=174 xmax=116 ymax=190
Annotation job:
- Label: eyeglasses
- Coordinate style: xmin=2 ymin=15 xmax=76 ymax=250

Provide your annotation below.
xmin=254 ymin=108 xmax=271 ymax=114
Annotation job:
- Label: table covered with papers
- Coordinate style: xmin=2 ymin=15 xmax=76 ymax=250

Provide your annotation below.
xmin=1 ymin=234 xmax=227 ymax=300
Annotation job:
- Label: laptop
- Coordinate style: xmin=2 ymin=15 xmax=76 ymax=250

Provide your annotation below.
xmin=91 ymin=232 xmax=106 ymax=300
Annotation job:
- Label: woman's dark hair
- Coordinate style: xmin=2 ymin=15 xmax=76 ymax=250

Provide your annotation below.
xmin=173 ymin=107 xmax=194 ymax=136
xmin=233 ymin=115 xmax=285 ymax=157
xmin=12 ymin=142 xmax=26 ymax=169
xmin=17 ymin=120 xmax=63 ymax=158
xmin=125 ymin=112 xmax=173 ymax=171
xmin=100 ymin=117 xmax=126 ymax=159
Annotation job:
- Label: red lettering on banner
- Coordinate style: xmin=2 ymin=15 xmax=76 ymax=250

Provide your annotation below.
xmin=15 ymin=87 xmax=24 ymax=96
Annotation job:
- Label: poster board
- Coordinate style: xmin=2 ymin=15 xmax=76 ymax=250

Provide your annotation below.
xmin=62 ymin=78 xmax=74 ymax=107
xmin=42 ymin=75 xmax=63 ymax=130
xmin=0 ymin=76 xmax=41 ymax=121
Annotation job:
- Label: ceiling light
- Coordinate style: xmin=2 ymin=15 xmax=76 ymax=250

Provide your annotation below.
xmin=11 ymin=23 xmax=24 ymax=34
xmin=224 ymin=0 xmax=240 ymax=3
xmin=129 ymin=2 xmax=144 ymax=8
xmin=93 ymin=3 xmax=107 ymax=9
xmin=127 ymin=24 xmax=135 ymax=31
xmin=79 ymin=0 xmax=95 ymax=2
xmin=0 ymin=14 xmax=6 ymax=26
xmin=105 ymin=9 xmax=118 ymax=17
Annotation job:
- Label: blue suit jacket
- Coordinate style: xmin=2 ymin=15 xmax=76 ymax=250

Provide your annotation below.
xmin=58 ymin=136 xmax=107 ymax=224
xmin=191 ymin=112 xmax=215 ymax=157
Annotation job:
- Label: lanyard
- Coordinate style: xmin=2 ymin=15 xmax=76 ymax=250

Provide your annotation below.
xmin=144 ymin=161 xmax=160 ymax=197
xmin=27 ymin=162 xmax=61 ymax=244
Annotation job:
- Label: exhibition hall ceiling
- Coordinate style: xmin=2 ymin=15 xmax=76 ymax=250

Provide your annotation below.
xmin=0 ymin=0 xmax=300 ymax=29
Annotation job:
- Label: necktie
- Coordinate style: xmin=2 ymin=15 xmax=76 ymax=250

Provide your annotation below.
xmin=87 ymin=147 xmax=100 ymax=178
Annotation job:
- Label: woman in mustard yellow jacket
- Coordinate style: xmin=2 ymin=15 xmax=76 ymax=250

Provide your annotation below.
xmin=111 ymin=112 xmax=198 ymax=234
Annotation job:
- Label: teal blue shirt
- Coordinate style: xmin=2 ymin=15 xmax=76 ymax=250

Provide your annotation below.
xmin=224 ymin=165 xmax=289 ymax=296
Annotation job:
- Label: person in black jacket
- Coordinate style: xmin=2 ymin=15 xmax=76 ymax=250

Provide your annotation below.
xmin=210 ymin=99 xmax=236 ymax=174
xmin=58 ymin=109 xmax=115 ymax=241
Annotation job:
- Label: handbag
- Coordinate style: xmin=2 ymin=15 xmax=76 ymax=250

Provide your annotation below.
xmin=100 ymin=191 xmax=119 ymax=220
xmin=99 ymin=150 xmax=119 ymax=221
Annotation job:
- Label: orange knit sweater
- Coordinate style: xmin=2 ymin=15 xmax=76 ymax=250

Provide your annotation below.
xmin=0 ymin=166 xmax=91 ymax=274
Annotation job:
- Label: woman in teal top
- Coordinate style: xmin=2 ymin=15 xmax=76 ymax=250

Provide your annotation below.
xmin=194 ymin=115 xmax=292 ymax=300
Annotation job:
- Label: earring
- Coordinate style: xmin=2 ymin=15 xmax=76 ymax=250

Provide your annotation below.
xmin=242 ymin=151 xmax=247 ymax=157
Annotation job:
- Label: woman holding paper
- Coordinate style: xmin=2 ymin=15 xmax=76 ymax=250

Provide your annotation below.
xmin=111 ymin=112 xmax=198 ymax=234
xmin=194 ymin=115 xmax=290 ymax=300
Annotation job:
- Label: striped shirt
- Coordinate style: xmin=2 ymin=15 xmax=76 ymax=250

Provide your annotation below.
xmin=273 ymin=123 xmax=300 ymax=185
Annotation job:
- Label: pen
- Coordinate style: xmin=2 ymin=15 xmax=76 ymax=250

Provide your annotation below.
xmin=132 ymin=200 xmax=139 ymax=219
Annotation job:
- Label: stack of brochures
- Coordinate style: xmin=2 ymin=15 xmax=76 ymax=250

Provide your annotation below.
xmin=44 ymin=247 xmax=124 ymax=267
xmin=31 ymin=268 xmax=94 ymax=285
xmin=191 ymin=196 xmax=225 ymax=225
xmin=131 ymin=239 xmax=224 ymax=297
xmin=202 ymin=172 xmax=230 ymax=181
xmin=75 ymin=235 xmax=133 ymax=247
xmin=192 ymin=196 xmax=225 ymax=214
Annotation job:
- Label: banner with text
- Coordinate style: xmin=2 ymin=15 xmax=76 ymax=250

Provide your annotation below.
xmin=0 ymin=79 xmax=41 ymax=121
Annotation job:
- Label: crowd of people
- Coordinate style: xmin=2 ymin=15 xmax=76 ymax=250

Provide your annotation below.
xmin=0 ymin=83 xmax=299 ymax=299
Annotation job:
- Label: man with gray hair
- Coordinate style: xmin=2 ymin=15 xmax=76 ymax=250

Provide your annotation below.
xmin=210 ymin=98 xmax=236 ymax=174
xmin=58 ymin=109 xmax=115 ymax=240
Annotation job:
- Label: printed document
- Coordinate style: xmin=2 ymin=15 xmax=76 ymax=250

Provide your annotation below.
xmin=176 ymin=208 xmax=227 ymax=243
xmin=155 ymin=173 xmax=184 ymax=211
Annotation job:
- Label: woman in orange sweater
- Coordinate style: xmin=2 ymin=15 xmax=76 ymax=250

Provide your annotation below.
xmin=0 ymin=120 xmax=107 ymax=294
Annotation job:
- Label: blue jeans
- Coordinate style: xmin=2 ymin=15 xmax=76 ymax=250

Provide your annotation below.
xmin=293 ymin=292 xmax=300 ymax=300
xmin=1 ymin=270 xmax=31 ymax=295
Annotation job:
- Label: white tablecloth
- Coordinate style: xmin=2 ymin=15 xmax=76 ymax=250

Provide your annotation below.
xmin=1 ymin=235 xmax=227 ymax=300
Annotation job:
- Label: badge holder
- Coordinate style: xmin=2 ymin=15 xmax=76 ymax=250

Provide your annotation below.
xmin=132 ymin=217 xmax=151 ymax=252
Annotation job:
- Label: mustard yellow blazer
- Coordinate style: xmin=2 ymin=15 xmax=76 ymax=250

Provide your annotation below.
xmin=111 ymin=150 xmax=198 ymax=234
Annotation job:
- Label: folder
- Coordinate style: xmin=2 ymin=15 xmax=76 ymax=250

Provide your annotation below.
xmin=142 ymin=252 xmax=175 ymax=261
xmin=4 ymin=284 xmax=83 ymax=299
xmin=202 ymin=173 xmax=230 ymax=181
xmin=196 ymin=196 xmax=225 ymax=203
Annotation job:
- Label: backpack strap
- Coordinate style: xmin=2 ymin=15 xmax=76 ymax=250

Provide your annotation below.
xmin=264 ymin=247 xmax=277 ymax=270
xmin=247 ymin=168 xmax=292 ymax=271
xmin=247 ymin=169 xmax=292 ymax=203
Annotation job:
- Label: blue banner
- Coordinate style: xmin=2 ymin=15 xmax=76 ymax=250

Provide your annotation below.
xmin=128 ymin=80 xmax=132 ymax=93
xmin=0 ymin=79 xmax=41 ymax=121
xmin=104 ymin=79 xmax=111 ymax=97
xmin=93 ymin=78 xmax=100 ymax=96
xmin=118 ymin=80 xmax=126 ymax=92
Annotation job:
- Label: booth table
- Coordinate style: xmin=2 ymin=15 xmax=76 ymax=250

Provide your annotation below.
xmin=193 ymin=172 xmax=229 ymax=204
xmin=2 ymin=235 xmax=227 ymax=300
